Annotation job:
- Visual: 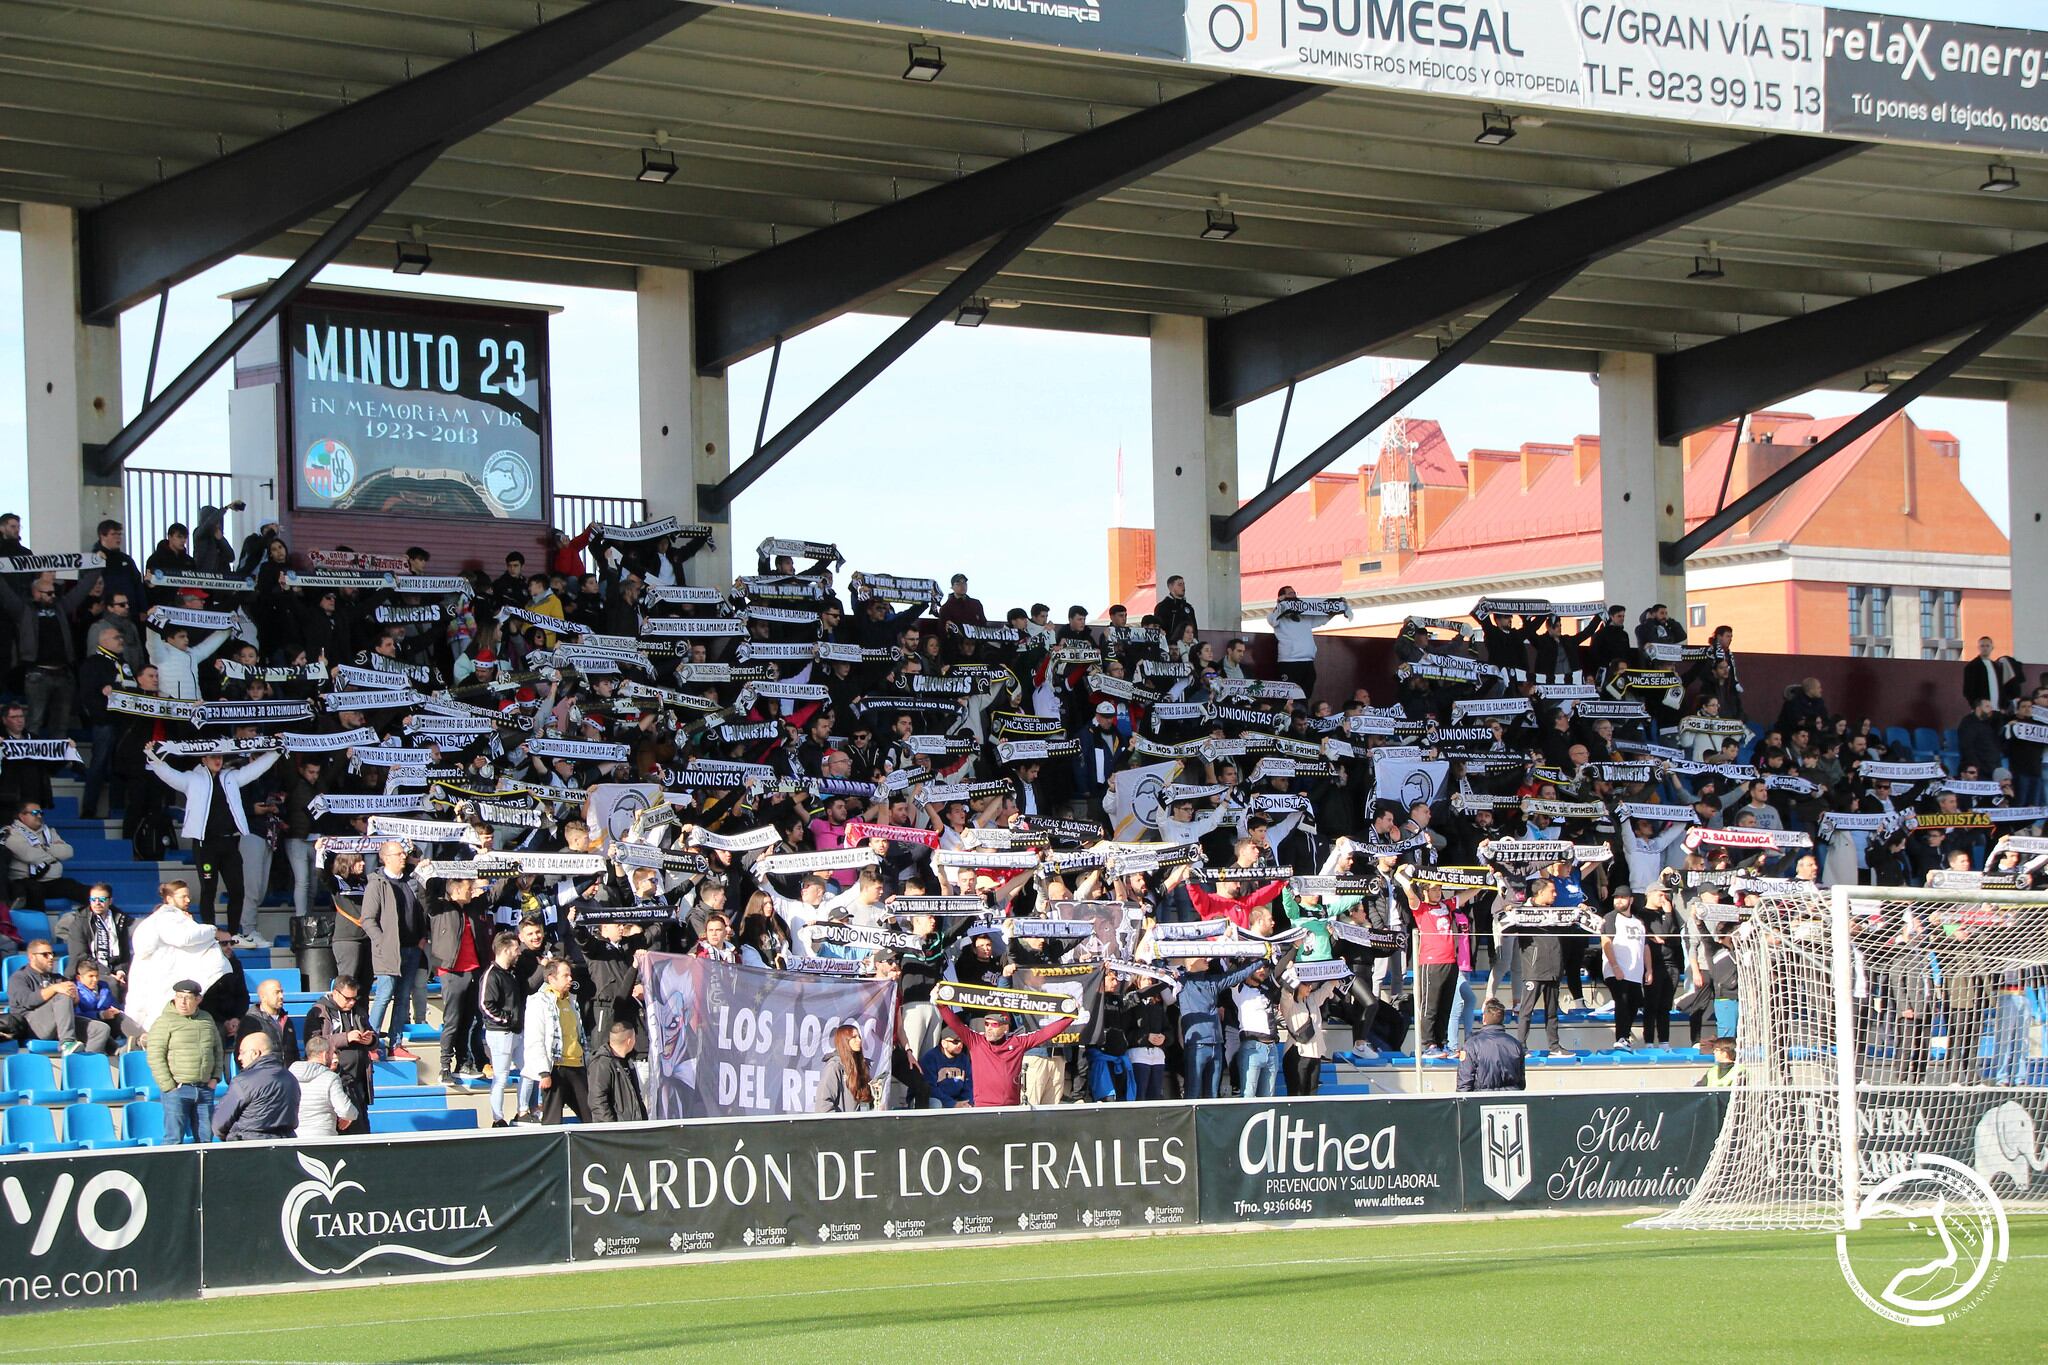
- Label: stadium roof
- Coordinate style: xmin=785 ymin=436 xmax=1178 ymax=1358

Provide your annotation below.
xmin=2 ymin=0 xmax=2046 ymax=401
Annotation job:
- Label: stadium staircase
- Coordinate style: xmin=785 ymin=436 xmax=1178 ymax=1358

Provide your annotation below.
xmin=0 ymin=766 xmax=494 ymax=1153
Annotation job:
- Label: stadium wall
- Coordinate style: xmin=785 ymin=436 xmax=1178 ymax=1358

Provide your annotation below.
xmin=0 ymin=1091 xmax=1729 ymax=1314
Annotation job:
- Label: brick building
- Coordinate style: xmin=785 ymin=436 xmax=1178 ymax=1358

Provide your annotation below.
xmin=1112 ymin=410 xmax=2011 ymax=660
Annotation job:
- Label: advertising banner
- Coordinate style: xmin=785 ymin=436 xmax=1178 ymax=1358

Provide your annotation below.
xmin=0 ymin=1149 xmax=201 ymax=1314
xmin=641 ymin=952 xmax=898 ymax=1120
xmin=1196 ymin=1097 xmax=1463 ymax=1222
xmin=1822 ymin=10 xmax=2048 ymax=153
xmin=718 ymin=0 xmax=2048 ymax=156
xmin=718 ymin=0 xmax=1189 ymax=60
xmin=569 ymin=1103 xmax=1197 ymax=1260
xmin=287 ymin=295 xmax=550 ymax=522
xmin=198 ymin=1132 xmax=570 ymax=1289
xmin=1458 ymin=1090 xmax=1726 ymax=1210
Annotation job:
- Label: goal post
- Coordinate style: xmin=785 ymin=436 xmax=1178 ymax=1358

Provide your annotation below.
xmin=1643 ymin=883 xmax=2048 ymax=1233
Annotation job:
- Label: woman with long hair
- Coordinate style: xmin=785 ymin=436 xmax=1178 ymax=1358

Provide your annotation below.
xmin=812 ymin=1022 xmax=875 ymax=1112
xmin=126 ymin=880 xmax=232 ymax=1034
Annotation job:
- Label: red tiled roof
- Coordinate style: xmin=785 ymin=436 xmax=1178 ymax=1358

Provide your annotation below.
xmin=1132 ymin=409 xmax=1972 ymax=605
xmin=1372 ymin=418 xmax=1465 ymax=488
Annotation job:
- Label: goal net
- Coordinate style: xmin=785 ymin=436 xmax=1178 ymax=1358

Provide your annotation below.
xmin=1642 ymin=884 xmax=2048 ymax=1232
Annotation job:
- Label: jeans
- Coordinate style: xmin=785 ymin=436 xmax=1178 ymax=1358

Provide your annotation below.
xmin=285 ymin=838 xmax=316 ymax=919
xmin=1235 ymin=1039 xmax=1281 ymax=1098
xmin=386 ymin=949 xmax=424 ymax=1047
xmin=439 ymin=971 xmax=478 ymax=1075
xmin=81 ymin=722 xmax=117 ymax=818
xmin=239 ymin=833 xmax=273 ymax=932
xmin=485 ymin=1029 xmax=523 ymax=1121
xmin=1131 ymin=1062 xmax=1166 ymax=1101
xmin=1088 ymin=1050 xmax=1133 ymax=1101
xmin=24 ymin=667 xmax=73 ymax=736
xmin=368 ymin=973 xmax=398 ymax=1051
xmin=163 ymin=1084 xmax=214 ymax=1145
xmin=1446 ymin=975 xmax=1478 ymax=1051
xmin=1183 ymin=1036 xmax=1222 ymax=1099
xmin=1991 ymin=991 xmax=2032 ymax=1085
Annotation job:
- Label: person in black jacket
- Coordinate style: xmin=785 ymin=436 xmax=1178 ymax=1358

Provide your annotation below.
xmin=1455 ymin=999 xmax=1526 ymax=1091
xmin=587 ymin=1020 xmax=648 ymax=1124
xmin=427 ymin=877 xmax=496 ymax=1084
xmin=1153 ymin=575 xmax=1197 ymax=645
xmin=60 ymin=884 xmax=133 ymax=981
xmin=478 ymin=930 xmax=527 ymax=1126
xmin=212 ymin=1033 xmax=300 ymax=1140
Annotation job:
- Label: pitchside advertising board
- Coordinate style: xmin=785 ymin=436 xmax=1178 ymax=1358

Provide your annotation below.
xmin=0 ymin=1148 xmax=201 ymax=1314
xmin=1198 ymin=1098 xmax=1464 ymax=1221
xmin=709 ymin=1 xmax=2048 ymax=157
xmin=286 ymin=291 xmax=551 ymax=524
xmin=1457 ymin=1091 xmax=1724 ymax=1209
xmin=572 ymin=1105 xmax=1195 ymax=1260
xmin=196 ymin=1132 xmax=571 ymax=1290
xmin=43 ymin=1088 xmax=2048 ymax=1314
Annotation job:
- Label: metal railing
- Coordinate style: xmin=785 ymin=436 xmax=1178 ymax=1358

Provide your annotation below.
xmin=121 ymin=468 xmax=235 ymax=557
xmin=119 ymin=470 xmax=644 ymax=553
xmin=553 ymin=494 xmax=648 ymax=536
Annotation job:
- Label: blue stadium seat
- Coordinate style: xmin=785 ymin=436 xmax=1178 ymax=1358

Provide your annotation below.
xmin=2 ymin=1105 xmax=83 ymax=1153
xmin=370 ymin=1109 xmax=477 ymax=1135
xmin=1912 ymin=727 xmax=1943 ymax=763
xmin=368 ymin=1093 xmax=449 ymax=1111
xmin=63 ymin=1052 xmax=142 ymax=1103
xmin=1883 ymin=726 xmax=1915 ymax=758
xmin=0 ymin=953 xmax=24 ymax=982
xmin=121 ymin=1101 xmax=165 ymax=1145
xmin=119 ymin=1050 xmax=160 ymax=1099
xmin=10 ymin=910 xmax=51 ymax=944
xmin=63 ymin=1103 xmax=142 ymax=1150
xmin=252 ymin=968 xmax=303 ymax=994
xmin=3 ymin=1054 xmax=82 ymax=1105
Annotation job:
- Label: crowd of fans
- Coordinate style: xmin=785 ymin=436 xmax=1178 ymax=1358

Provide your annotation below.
xmin=0 ymin=504 xmax=2041 ymax=1143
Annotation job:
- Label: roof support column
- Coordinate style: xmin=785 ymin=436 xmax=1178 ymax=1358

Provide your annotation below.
xmin=19 ymin=203 xmax=122 ymax=550
xmin=1599 ymin=352 xmax=1686 ymax=625
xmin=2009 ymin=383 xmax=2048 ymax=664
xmin=1151 ymin=315 xmax=1240 ymax=633
xmin=637 ymin=267 xmax=731 ymax=588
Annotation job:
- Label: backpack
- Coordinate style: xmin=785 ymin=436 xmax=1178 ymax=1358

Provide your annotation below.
xmin=132 ymin=808 xmax=169 ymax=862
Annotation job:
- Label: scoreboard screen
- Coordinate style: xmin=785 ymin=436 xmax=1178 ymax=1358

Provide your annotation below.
xmin=286 ymin=297 xmax=550 ymax=522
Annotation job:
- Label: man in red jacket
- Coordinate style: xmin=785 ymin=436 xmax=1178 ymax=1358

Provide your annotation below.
xmin=1186 ymin=874 xmax=1289 ymax=929
xmin=934 ymin=1003 xmax=1076 ymax=1107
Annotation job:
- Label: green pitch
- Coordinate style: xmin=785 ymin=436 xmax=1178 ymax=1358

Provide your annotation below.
xmin=8 ymin=1214 xmax=2043 ymax=1363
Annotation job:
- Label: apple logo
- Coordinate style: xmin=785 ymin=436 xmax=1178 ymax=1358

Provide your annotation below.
xmin=281 ymin=1153 xmax=493 ymax=1276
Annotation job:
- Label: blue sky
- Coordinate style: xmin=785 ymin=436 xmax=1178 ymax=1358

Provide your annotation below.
xmin=0 ymin=0 xmax=2030 ymax=611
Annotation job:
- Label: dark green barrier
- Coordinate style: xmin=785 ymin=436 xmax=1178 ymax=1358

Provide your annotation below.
xmin=1458 ymin=1091 xmax=1728 ymax=1211
xmin=0 ymin=1088 xmax=1737 ymax=1312
xmin=198 ymin=1131 xmax=570 ymax=1289
xmin=1195 ymin=1097 xmax=1463 ymax=1223
xmin=0 ymin=1148 xmax=201 ymax=1314
xmin=568 ymin=1102 xmax=1196 ymax=1260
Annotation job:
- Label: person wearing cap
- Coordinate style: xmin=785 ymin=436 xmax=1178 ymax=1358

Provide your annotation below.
xmin=147 ymin=978 xmax=225 ymax=1144
xmin=935 ymin=573 xmax=986 ymax=629
xmin=933 ymin=1000 xmax=1076 ymax=1109
xmin=1074 ymin=700 xmax=1128 ymax=820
